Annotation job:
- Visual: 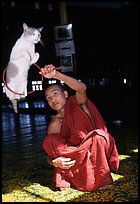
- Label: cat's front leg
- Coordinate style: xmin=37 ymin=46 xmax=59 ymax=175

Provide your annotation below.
xmin=30 ymin=52 xmax=39 ymax=64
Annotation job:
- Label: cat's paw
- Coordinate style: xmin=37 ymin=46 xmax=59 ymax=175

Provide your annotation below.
xmin=31 ymin=53 xmax=39 ymax=64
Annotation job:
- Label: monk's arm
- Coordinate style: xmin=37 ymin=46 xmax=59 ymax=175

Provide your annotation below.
xmin=40 ymin=64 xmax=87 ymax=105
xmin=46 ymin=119 xmax=76 ymax=169
xmin=55 ymin=71 xmax=87 ymax=105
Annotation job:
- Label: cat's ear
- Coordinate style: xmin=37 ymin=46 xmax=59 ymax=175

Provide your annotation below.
xmin=38 ymin=27 xmax=43 ymax=32
xmin=23 ymin=23 xmax=29 ymax=32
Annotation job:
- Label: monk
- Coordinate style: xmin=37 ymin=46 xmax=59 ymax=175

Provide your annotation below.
xmin=40 ymin=64 xmax=119 ymax=191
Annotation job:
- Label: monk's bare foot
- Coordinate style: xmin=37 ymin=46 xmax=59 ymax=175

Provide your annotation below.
xmin=98 ymin=185 xmax=107 ymax=190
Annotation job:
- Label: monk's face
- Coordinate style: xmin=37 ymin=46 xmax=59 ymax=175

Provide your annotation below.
xmin=45 ymin=85 xmax=68 ymax=111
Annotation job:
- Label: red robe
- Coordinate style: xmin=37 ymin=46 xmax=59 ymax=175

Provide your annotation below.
xmin=43 ymin=95 xmax=119 ymax=191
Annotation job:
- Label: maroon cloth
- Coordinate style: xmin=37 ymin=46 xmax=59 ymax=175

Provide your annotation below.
xmin=43 ymin=95 xmax=119 ymax=191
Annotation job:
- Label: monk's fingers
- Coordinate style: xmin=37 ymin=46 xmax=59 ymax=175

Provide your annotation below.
xmin=48 ymin=67 xmax=54 ymax=71
xmin=39 ymin=69 xmax=47 ymax=77
xmin=39 ymin=71 xmax=55 ymax=79
xmin=39 ymin=68 xmax=44 ymax=75
xmin=53 ymin=157 xmax=76 ymax=169
xmin=62 ymin=160 xmax=76 ymax=164
xmin=45 ymin=64 xmax=55 ymax=71
xmin=39 ymin=66 xmax=55 ymax=76
xmin=62 ymin=166 xmax=72 ymax=169
xmin=61 ymin=157 xmax=72 ymax=162
xmin=61 ymin=163 xmax=75 ymax=169
xmin=62 ymin=160 xmax=76 ymax=167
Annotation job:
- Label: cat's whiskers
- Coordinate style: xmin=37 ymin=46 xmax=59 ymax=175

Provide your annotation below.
xmin=39 ymin=39 xmax=44 ymax=47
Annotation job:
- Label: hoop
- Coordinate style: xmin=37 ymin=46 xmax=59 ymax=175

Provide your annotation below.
xmin=2 ymin=63 xmax=44 ymax=96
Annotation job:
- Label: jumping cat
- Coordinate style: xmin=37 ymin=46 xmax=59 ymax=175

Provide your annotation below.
xmin=5 ymin=23 xmax=43 ymax=113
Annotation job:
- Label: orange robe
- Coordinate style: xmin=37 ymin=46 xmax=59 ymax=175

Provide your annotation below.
xmin=43 ymin=95 xmax=119 ymax=191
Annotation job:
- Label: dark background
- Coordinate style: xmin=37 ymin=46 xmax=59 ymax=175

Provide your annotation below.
xmin=1 ymin=2 xmax=138 ymax=122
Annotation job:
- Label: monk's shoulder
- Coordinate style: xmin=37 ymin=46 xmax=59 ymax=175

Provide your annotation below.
xmin=47 ymin=115 xmax=62 ymax=134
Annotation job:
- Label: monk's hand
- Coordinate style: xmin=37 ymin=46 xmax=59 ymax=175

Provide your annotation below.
xmin=52 ymin=157 xmax=76 ymax=169
xmin=39 ymin=64 xmax=57 ymax=79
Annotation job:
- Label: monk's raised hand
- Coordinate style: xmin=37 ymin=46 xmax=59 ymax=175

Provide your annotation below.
xmin=39 ymin=64 xmax=57 ymax=79
xmin=52 ymin=157 xmax=76 ymax=169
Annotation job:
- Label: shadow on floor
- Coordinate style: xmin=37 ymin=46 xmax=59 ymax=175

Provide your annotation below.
xmin=2 ymin=103 xmax=138 ymax=202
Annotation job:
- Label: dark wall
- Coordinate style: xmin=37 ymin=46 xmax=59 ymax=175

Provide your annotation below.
xmin=67 ymin=3 xmax=137 ymax=78
xmin=2 ymin=2 xmax=60 ymax=68
xmin=66 ymin=3 xmax=138 ymax=112
xmin=2 ymin=2 xmax=138 ymax=117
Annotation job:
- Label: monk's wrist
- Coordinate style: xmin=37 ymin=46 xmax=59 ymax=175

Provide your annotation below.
xmin=52 ymin=159 xmax=58 ymax=167
xmin=47 ymin=156 xmax=54 ymax=166
xmin=54 ymin=71 xmax=64 ymax=81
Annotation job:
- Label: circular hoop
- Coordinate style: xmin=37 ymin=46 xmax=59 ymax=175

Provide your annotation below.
xmin=2 ymin=63 xmax=44 ymax=96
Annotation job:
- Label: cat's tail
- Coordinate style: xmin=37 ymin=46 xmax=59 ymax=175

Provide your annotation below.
xmin=11 ymin=99 xmax=18 ymax=113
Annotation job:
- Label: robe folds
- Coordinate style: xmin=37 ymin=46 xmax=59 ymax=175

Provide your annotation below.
xmin=43 ymin=95 xmax=119 ymax=191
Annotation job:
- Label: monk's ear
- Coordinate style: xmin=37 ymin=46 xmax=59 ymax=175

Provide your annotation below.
xmin=63 ymin=90 xmax=68 ymax=98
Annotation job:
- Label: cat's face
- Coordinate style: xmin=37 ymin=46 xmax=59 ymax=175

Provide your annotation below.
xmin=23 ymin=23 xmax=43 ymax=44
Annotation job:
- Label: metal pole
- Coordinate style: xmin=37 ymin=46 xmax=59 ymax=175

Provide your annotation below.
xmin=59 ymin=2 xmax=68 ymax=25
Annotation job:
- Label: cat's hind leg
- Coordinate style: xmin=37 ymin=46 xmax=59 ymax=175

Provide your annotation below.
xmin=11 ymin=99 xmax=18 ymax=113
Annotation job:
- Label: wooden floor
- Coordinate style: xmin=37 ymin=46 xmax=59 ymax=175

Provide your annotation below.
xmin=2 ymin=101 xmax=138 ymax=157
xmin=2 ymin=101 xmax=138 ymax=202
xmin=2 ymin=103 xmax=52 ymax=160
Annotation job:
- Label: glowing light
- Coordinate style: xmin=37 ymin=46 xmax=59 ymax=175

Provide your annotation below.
xmin=111 ymin=172 xmax=124 ymax=181
xmin=124 ymin=78 xmax=127 ymax=84
xmin=68 ymin=24 xmax=72 ymax=29
xmin=32 ymin=81 xmax=42 ymax=91
xmin=48 ymin=80 xmax=57 ymax=84
xmin=119 ymin=154 xmax=131 ymax=161
xmin=132 ymin=148 xmax=138 ymax=153
xmin=60 ymin=80 xmax=64 ymax=84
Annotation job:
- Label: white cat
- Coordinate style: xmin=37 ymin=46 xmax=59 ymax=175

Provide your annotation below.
xmin=5 ymin=23 xmax=43 ymax=113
